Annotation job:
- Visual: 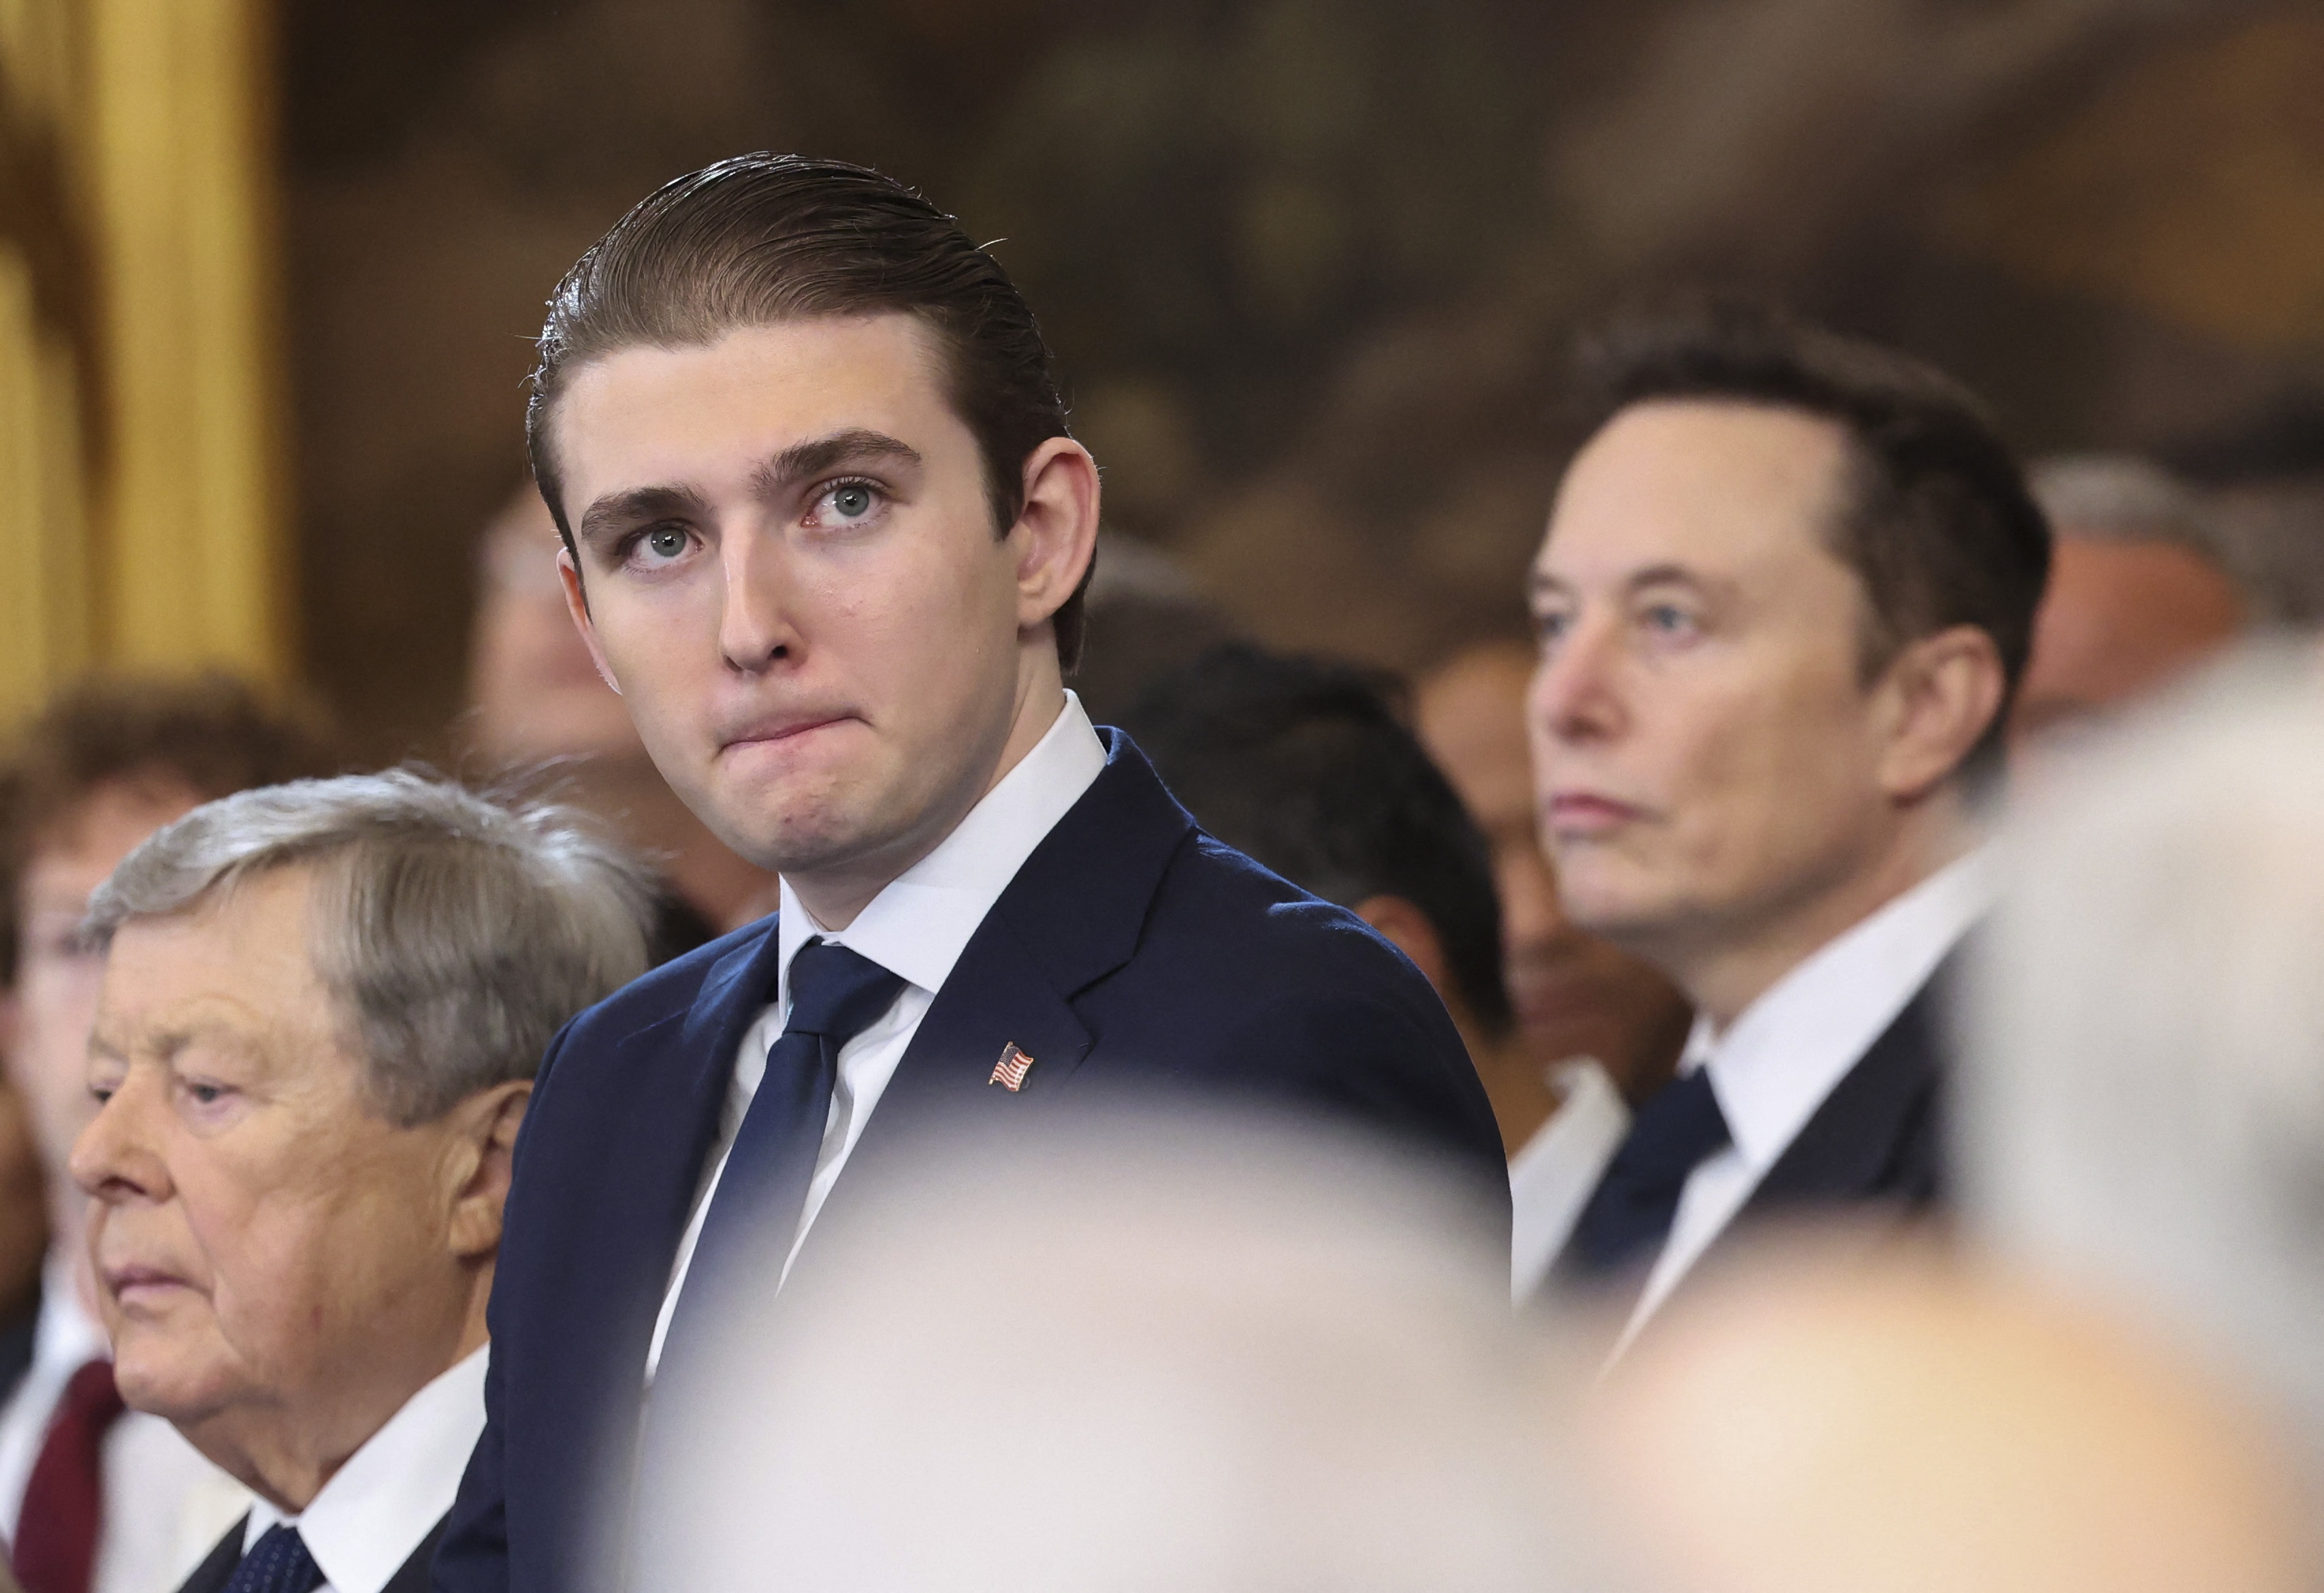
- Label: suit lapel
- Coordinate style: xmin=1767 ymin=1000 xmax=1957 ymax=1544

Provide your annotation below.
xmin=383 ymin=1514 xmax=449 ymax=1593
xmin=1739 ymin=954 xmax=1956 ymax=1216
xmin=170 ymin=1518 xmax=248 ymax=1593
xmin=521 ymin=921 xmax=781 ymax=1518
xmin=796 ymin=734 xmax=1193 ymax=1259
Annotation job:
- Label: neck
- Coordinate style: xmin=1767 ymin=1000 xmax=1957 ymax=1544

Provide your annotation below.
xmin=1668 ymin=799 xmax=1972 ymax=1031
xmin=788 ymin=668 xmax=1067 ymax=931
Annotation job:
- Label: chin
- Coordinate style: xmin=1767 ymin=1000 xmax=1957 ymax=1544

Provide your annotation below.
xmin=111 ymin=1336 xmax=234 ymax=1424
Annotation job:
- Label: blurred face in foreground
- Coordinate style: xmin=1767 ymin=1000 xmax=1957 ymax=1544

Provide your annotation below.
xmin=1590 ymin=1246 xmax=2312 ymax=1593
xmin=74 ymin=866 xmax=526 ymax=1509
xmin=1415 ymin=645 xmax=1690 ymax=1102
xmin=2010 ymin=535 xmax=2242 ymax=749
xmin=551 ymin=315 xmax=1097 ymax=926
xmin=1527 ymin=401 xmax=2001 ymax=1020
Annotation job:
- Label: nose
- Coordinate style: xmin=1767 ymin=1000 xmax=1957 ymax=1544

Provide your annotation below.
xmin=71 ymin=1068 xmax=172 ymax=1208
xmin=716 ymin=521 xmax=803 ymax=675
xmin=1528 ymin=615 xmax=1628 ymax=750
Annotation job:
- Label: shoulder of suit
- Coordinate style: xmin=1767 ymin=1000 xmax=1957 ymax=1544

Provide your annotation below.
xmin=560 ymin=913 xmax=775 ymax=1048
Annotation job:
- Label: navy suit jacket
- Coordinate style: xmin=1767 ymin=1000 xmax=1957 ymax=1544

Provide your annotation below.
xmin=433 ymin=730 xmax=1507 ymax=1593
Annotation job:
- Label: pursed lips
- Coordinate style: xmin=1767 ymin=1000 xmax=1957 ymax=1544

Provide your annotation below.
xmin=715 ymin=710 xmax=857 ymax=754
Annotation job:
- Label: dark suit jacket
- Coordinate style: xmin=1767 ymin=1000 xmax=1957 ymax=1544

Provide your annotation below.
xmin=434 ymin=730 xmax=1507 ymax=1593
xmin=176 ymin=1514 xmax=445 ymax=1593
xmin=1621 ymin=954 xmax=1957 ymax=1325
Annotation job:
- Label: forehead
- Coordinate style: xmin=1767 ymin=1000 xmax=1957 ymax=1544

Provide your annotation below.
xmin=1538 ymin=400 xmax=1854 ymax=585
xmin=551 ymin=314 xmax=964 ymax=504
xmin=97 ymin=867 xmax=327 ymax=1040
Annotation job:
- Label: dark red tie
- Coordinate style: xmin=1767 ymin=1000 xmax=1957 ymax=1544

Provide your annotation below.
xmin=12 ymin=1359 xmax=128 ymax=1593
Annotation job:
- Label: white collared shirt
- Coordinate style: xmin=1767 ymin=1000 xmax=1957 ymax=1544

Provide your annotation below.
xmin=644 ymin=692 xmax=1108 ymax=1381
xmin=1617 ymin=848 xmax=1995 ymax=1348
xmin=0 ymin=1251 xmax=250 ymax=1593
xmin=1509 ymin=1060 xmax=1631 ymax=1301
xmin=241 ymin=1347 xmax=488 ymax=1593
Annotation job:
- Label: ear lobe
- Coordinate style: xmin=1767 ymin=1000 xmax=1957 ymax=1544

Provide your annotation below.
xmin=1877 ymin=625 xmax=2007 ymax=802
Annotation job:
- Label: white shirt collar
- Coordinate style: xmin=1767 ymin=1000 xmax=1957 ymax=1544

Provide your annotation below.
xmin=775 ymin=691 xmax=1108 ymax=1000
xmin=1696 ymin=846 xmax=1996 ymax=1169
xmin=244 ymin=1346 xmax=488 ymax=1593
xmin=30 ymin=1249 xmax=108 ymax=1375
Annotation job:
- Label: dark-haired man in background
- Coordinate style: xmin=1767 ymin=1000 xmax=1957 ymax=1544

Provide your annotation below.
xmin=1122 ymin=644 xmax=1651 ymax=1300
xmin=436 ymin=155 xmax=1504 ymax=1593
xmin=0 ymin=677 xmax=339 ymax=1593
xmin=1530 ymin=300 xmax=2049 ymax=1346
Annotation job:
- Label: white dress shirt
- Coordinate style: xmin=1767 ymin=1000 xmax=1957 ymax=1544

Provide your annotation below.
xmin=240 ymin=1346 xmax=487 ymax=1592
xmin=1509 ymin=1060 xmax=1630 ymax=1301
xmin=1617 ymin=848 xmax=1995 ymax=1349
xmin=0 ymin=1252 xmax=249 ymax=1593
xmin=643 ymin=692 xmax=1108 ymax=1381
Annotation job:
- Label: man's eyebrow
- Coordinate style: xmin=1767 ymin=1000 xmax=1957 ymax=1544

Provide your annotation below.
xmin=1624 ymin=562 xmax=1709 ymax=592
xmin=749 ymin=429 xmax=922 ymax=498
xmin=575 ymin=483 xmax=713 ymax=547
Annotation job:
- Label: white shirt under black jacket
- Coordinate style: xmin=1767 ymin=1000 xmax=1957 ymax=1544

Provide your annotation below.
xmin=644 ymin=692 xmax=1108 ymax=1382
xmin=236 ymin=1348 xmax=488 ymax=1593
xmin=1611 ymin=847 xmax=1994 ymax=1351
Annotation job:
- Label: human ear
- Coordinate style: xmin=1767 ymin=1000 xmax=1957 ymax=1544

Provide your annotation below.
xmin=1873 ymin=624 xmax=2007 ymax=802
xmin=1009 ymin=437 xmax=1100 ymax=637
xmin=557 ymin=549 xmax=622 ymax=696
xmin=445 ymin=1079 xmax=533 ymax=1261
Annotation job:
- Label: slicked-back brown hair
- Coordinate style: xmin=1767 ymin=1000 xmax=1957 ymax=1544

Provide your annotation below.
xmin=528 ymin=152 xmax=1091 ymax=670
xmin=1572 ymin=293 xmax=2052 ymax=783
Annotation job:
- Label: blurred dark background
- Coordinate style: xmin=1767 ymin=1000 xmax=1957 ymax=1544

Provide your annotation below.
xmin=278 ymin=0 xmax=2324 ymax=760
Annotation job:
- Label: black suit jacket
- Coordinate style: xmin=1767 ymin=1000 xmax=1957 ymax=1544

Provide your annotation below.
xmin=433 ymin=730 xmax=1508 ymax=1593
xmin=176 ymin=1515 xmax=445 ymax=1593
xmin=1554 ymin=952 xmax=1956 ymax=1321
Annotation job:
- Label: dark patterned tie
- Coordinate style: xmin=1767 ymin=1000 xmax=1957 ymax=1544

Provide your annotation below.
xmin=1558 ymin=1067 xmax=1732 ymax=1287
xmin=660 ymin=937 xmax=905 ymax=1369
xmin=221 ymin=1525 xmax=325 ymax=1593
xmin=12 ymin=1358 xmax=126 ymax=1593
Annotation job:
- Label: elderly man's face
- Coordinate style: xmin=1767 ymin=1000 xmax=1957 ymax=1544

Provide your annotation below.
xmin=72 ymin=865 xmax=493 ymax=1481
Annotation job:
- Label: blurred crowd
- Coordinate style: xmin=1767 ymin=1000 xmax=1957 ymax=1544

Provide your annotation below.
xmin=5 ymin=159 xmax=2324 ymax=1593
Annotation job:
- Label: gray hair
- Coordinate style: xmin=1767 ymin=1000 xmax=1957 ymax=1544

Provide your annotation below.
xmin=1961 ymin=643 xmax=2324 ymax=1484
xmin=2029 ymin=453 xmax=2242 ymax=573
xmin=86 ymin=769 xmax=656 ymax=1125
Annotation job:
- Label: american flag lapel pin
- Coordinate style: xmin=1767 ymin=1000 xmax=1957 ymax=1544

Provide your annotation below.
xmin=988 ymin=1042 xmax=1035 ymax=1092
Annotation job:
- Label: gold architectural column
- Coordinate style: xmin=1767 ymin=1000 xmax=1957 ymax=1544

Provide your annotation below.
xmin=0 ymin=0 xmax=290 ymax=726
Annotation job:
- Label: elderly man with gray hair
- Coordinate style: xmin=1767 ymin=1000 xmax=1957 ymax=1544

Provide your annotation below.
xmin=65 ymin=772 xmax=653 ymax=1593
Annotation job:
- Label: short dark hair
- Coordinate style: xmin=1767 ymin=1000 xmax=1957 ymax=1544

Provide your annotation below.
xmin=1575 ymin=294 xmax=2052 ymax=779
xmin=528 ymin=152 xmax=1091 ymax=670
xmin=1 ymin=673 xmax=342 ymax=982
xmin=1118 ymin=645 xmax=1513 ymax=1038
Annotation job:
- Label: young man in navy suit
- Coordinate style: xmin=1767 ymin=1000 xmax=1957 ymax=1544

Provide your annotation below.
xmin=432 ymin=155 xmax=1506 ymax=1593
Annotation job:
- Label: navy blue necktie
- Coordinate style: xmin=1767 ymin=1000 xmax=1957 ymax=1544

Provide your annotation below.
xmin=1559 ymin=1067 xmax=1732 ymax=1285
xmin=222 ymin=1526 xmax=324 ymax=1593
xmin=664 ymin=937 xmax=905 ymax=1357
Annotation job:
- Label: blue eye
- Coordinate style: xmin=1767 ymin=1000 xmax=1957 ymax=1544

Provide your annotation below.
xmin=828 ymin=482 xmax=875 ymax=519
xmin=643 ymin=527 xmax=688 ymax=561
